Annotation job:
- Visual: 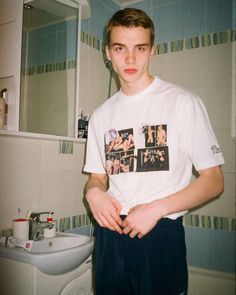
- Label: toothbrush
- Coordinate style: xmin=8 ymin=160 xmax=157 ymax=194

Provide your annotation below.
xmin=17 ymin=208 xmax=21 ymax=220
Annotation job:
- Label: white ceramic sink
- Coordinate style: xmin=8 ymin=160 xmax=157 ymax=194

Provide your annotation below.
xmin=0 ymin=232 xmax=94 ymax=275
xmin=29 ymin=234 xmax=90 ymax=253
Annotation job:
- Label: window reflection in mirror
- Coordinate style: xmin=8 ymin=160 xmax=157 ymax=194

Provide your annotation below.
xmin=20 ymin=0 xmax=79 ymax=137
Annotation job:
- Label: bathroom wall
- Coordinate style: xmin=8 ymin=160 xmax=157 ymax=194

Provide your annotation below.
xmin=0 ymin=0 xmax=235 ymax=293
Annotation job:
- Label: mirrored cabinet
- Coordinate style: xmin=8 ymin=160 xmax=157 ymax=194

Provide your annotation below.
xmin=0 ymin=0 xmax=90 ymax=140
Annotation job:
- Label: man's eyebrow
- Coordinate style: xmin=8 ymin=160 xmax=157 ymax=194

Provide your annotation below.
xmin=110 ymin=42 xmax=150 ymax=47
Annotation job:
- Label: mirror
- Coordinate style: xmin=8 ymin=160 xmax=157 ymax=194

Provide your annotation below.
xmin=20 ymin=0 xmax=80 ymax=137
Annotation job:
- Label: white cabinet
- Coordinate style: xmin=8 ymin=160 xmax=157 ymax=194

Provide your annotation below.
xmin=0 ymin=256 xmax=93 ymax=295
xmin=0 ymin=0 xmax=85 ymax=141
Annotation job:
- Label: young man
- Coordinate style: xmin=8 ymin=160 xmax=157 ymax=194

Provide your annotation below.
xmin=84 ymin=8 xmax=224 ymax=295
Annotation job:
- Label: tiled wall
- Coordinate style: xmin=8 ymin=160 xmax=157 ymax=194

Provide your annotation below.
xmin=81 ymin=0 xmax=234 ymax=44
xmin=22 ymin=0 xmax=234 ymax=73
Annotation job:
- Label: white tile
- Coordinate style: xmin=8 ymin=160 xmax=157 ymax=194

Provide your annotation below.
xmin=214 ymin=128 xmax=236 ymax=173
xmin=193 ymin=172 xmax=235 ymax=218
xmin=40 ymin=170 xmax=88 ymax=219
xmin=0 ymin=171 xmax=41 ymax=230
xmin=0 ymin=136 xmax=41 ymax=173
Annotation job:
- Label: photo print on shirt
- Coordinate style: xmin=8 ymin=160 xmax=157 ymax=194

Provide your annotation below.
xmin=104 ymin=124 xmax=169 ymax=175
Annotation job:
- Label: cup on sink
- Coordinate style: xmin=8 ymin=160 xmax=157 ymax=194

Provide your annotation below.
xmin=12 ymin=219 xmax=29 ymax=240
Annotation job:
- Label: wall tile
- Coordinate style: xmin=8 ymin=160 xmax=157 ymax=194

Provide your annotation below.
xmin=0 ymin=171 xmax=41 ymax=229
xmin=123 ymin=0 xmax=152 ymax=11
xmin=152 ymin=1 xmax=184 ymax=43
xmin=183 ymin=0 xmax=206 ymax=37
xmin=214 ymin=128 xmax=236 ymax=174
xmin=0 ymin=137 xmax=41 ymax=173
xmin=206 ymin=0 xmax=233 ymax=33
xmin=193 ymin=172 xmax=235 ymax=218
xmin=185 ymin=226 xmax=235 ymax=273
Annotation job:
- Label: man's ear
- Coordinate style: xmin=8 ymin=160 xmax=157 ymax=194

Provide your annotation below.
xmin=105 ymin=45 xmax=111 ymax=61
xmin=150 ymin=45 xmax=155 ymax=58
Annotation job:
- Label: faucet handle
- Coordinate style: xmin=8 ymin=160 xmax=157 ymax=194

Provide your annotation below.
xmin=30 ymin=211 xmax=54 ymax=222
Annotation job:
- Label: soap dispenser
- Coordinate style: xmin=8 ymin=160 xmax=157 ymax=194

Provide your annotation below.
xmin=0 ymin=88 xmax=7 ymax=130
xmin=44 ymin=213 xmax=56 ymax=238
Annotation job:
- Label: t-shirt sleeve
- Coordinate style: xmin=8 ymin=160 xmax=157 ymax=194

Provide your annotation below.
xmin=83 ymin=114 xmax=106 ymax=174
xmin=177 ymin=93 xmax=224 ymax=171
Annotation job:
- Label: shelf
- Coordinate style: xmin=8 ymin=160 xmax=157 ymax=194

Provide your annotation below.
xmin=0 ymin=129 xmax=86 ymax=143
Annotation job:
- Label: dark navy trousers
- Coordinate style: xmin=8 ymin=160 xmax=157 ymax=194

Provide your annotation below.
xmin=93 ymin=217 xmax=188 ymax=295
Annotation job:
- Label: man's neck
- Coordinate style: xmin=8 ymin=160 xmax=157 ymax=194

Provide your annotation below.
xmin=120 ymin=75 xmax=155 ymax=96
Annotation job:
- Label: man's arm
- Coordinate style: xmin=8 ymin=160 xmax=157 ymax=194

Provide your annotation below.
xmin=123 ymin=165 xmax=224 ymax=238
xmin=85 ymin=173 xmax=123 ymax=233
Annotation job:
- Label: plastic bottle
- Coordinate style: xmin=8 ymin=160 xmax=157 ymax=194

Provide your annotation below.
xmin=0 ymin=88 xmax=7 ymax=130
xmin=2 ymin=88 xmax=8 ymax=129
xmin=44 ymin=213 xmax=56 ymax=238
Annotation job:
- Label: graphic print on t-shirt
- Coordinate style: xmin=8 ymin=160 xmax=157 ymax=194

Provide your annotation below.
xmin=104 ymin=125 xmax=169 ymax=175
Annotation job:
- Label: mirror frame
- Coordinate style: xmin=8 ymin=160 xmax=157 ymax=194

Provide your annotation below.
xmin=19 ymin=0 xmax=82 ymax=140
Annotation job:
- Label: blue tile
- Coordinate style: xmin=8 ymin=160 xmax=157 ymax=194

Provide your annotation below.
xmin=66 ymin=27 xmax=78 ymax=60
xmin=185 ymin=226 xmax=235 ymax=273
xmin=56 ymin=30 xmax=67 ymax=61
xmin=206 ymin=0 xmax=233 ymax=33
xmin=81 ymin=19 xmax=89 ymax=33
xmin=183 ymin=0 xmax=206 ymax=38
xmin=95 ymin=0 xmax=119 ymax=10
xmin=153 ymin=0 xmax=183 ymax=7
xmin=122 ymin=0 xmax=152 ymax=11
xmin=40 ymin=32 xmax=57 ymax=65
xmin=88 ymin=0 xmax=116 ymax=41
xmin=233 ymin=0 xmax=236 ymax=28
xmin=152 ymin=1 xmax=184 ymax=43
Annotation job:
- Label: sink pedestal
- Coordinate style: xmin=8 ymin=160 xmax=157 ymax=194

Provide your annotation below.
xmin=0 ymin=255 xmax=93 ymax=295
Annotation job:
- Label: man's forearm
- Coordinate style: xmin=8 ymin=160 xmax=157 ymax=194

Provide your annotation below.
xmin=154 ymin=166 xmax=224 ymax=218
xmin=85 ymin=173 xmax=108 ymax=200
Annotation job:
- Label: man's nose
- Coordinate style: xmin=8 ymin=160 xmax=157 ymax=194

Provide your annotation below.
xmin=125 ymin=51 xmax=135 ymax=64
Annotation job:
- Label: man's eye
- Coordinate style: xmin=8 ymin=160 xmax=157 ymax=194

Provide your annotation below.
xmin=115 ymin=46 xmax=123 ymax=51
xmin=137 ymin=46 xmax=145 ymax=51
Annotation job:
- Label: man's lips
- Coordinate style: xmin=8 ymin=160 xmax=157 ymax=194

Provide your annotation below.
xmin=124 ymin=68 xmax=137 ymax=74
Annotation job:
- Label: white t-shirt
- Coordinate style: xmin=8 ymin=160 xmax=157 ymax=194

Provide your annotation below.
xmin=84 ymin=77 xmax=224 ymax=219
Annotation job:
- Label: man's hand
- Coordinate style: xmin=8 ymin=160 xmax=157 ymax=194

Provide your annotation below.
xmin=122 ymin=202 xmax=162 ymax=238
xmin=87 ymin=187 xmax=123 ymax=234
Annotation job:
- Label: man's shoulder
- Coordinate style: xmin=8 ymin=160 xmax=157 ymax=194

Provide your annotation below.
xmin=158 ymin=78 xmax=200 ymax=104
xmin=159 ymin=78 xmax=195 ymax=97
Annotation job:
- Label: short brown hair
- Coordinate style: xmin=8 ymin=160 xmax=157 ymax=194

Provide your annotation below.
xmin=106 ymin=8 xmax=155 ymax=47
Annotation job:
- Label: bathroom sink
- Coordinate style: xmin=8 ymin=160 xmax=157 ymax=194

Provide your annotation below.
xmin=28 ymin=234 xmax=91 ymax=254
xmin=0 ymin=232 xmax=94 ymax=275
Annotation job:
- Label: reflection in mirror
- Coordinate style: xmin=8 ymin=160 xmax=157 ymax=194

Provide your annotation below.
xmin=20 ymin=0 xmax=80 ymax=137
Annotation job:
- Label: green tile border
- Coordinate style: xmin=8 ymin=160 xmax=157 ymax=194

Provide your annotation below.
xmin=213 ymin=31 xmax=229 ymax=45
xmin=170 ymin=39 xmax=184 ymax=52
xmin=230 ymin=29 xmax=236 ymax=42
xmin=81 ymin=31 xmax=101 ymax=51
xmin=156 ymin=29 xmax=233 ymax=55
xmin=59 ymin=216 xmax=71 ymax=232
xmin=156 ymin=43 xmax=169 ymax=54
xmin=201 ymin=33 xmax=212 ymax=47
xmin=21 ymin=59 xmax=77 ymax=77
xmin=59 ymin=140 xmax=74 ymax=154
xmin=185 ymin=36 xmax=200 ymax=49
xmin=184 ymin=213 xmax=235 ymax=231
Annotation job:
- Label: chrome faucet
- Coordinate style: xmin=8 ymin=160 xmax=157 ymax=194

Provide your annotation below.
xmin=29 ymin=211 xmax=54 ymax=241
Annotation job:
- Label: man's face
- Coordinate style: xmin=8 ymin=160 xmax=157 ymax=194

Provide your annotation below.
xmin=105 ymin=26 xmax=154 ymax=86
